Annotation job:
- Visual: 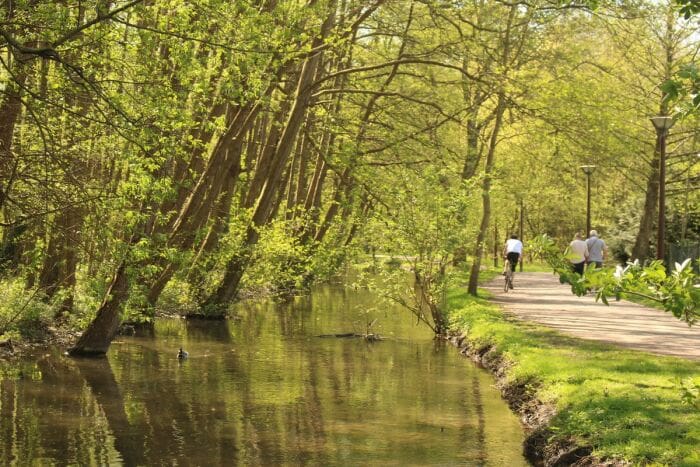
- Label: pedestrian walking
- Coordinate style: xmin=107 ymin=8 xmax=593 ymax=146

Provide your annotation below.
xmin=569 ymin=232 xmax=589 ymax=275
xmin=586 ymin=229 xmax=607 ymax=269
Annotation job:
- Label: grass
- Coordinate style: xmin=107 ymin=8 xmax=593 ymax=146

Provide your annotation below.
xmin=518 ymin=260 xmax=555 ymax=273
xmin=446 ymin=275 xmax=700 ymax=466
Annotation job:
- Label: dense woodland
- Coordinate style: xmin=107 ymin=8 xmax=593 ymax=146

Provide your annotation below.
xmin=0 ymin=0 xmax=698 ymax=354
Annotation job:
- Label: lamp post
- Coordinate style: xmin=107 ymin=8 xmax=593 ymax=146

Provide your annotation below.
xmin=650 ymin=115 xmax=674 ymax=262
xmin=519 ymin=198 xmax=524 ymax=272
xmin=580 ymin=165 xmax=596 ymax=237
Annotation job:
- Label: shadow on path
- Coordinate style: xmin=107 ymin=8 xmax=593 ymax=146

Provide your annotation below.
xmin=484 ymin=272 xmax=700 ymax=360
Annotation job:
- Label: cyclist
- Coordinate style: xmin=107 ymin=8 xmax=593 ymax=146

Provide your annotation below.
xmin=503 ymin=234 xmax=523 ymax=288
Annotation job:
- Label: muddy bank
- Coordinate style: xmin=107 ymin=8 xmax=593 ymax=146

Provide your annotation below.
xmin=446 ymin=331 xmax=627 ymax=467
xmin=0 ymin=325 xmax=81 ymax=360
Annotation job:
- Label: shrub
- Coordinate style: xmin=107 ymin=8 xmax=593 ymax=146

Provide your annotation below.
xmin=0 ymin=278 xmax=57 ymax=340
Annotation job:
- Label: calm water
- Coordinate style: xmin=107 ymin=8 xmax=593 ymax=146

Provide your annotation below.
xmin=0 ymin=285 xmax=528 ymax=466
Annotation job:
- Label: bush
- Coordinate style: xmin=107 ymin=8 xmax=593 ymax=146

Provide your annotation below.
xmin=0 ymin=278 xmax=58 ymax=340
xmin=158 ymin=278 xmax=199 ymax=315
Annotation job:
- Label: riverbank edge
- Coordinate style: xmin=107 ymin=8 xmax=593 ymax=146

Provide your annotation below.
xmin=443 ymin=330 xmax=621 ymax=467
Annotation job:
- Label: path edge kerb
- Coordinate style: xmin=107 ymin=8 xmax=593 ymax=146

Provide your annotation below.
xmin=444 ymin=331 xmax=626 ymax=467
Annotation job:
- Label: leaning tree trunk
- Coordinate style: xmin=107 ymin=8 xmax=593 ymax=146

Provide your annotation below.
xmin=68 ymin=260 xmax=130 ymax=356
xmin=203 ymin=14 xmax=333 ymax=308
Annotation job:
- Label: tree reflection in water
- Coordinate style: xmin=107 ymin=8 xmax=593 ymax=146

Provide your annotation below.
xmin=0 ymin=284 xmax=527 ymax=465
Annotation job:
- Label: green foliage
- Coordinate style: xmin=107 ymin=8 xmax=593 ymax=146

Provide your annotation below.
xmin=383 ymin=257 xmax=402 ymax=269
xmin=246 ymin=221 xmax=311 ymax=296
xmin=0 ymin=279 xmax=56 ymax=339
xmin=305 ymin=242 xmax=353 ymax=285
xmin=531 ymin=234 xmax=700 ymax=325
xmin=680 ymin=377 xmax=700 ymax=409
xmin=356 ymin=170 xmax=477 ymax=334
xmin=676 ymin=0 xmax=700 ymax=19
xmin=1 ymin=0 xmax=698 ymax=348
xmin=157 ymin=278 xmax=199 ymax=315
xmin=662 ymin=1 xmax=700 ymax=115
xmin=662 ymin=63 xmax=700 ymax=115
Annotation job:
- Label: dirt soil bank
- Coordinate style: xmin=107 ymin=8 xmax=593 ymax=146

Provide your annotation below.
xmin=445 ymin=332 xmax=627 ymax=467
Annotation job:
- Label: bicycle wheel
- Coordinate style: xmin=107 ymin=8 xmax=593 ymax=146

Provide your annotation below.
xmin=503 ymin=263 xmax=511 ymax=293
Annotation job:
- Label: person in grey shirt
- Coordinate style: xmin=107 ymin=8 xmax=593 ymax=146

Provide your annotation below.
xmin=586 ymin=230 xmax=607 ymax=268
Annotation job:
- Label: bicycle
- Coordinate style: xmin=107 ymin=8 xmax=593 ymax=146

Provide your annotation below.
xmin=503 ymin=259 xmax=514 ymax=292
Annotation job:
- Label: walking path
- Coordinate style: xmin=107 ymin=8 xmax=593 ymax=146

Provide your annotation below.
xmin=484 ymin=272 xmax=700 ymax=360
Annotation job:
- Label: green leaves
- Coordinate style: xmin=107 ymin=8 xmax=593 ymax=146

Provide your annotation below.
xmin=680 ymin=377 xmax=700 ymax=409
xmin=662 ymin=63 xmax=700 ymax=115
xmin=676 ymin=0 xmax=700 ymax=19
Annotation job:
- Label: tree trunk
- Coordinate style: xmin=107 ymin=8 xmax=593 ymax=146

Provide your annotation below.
xmin=631 ymin=8 xmax=674 ymax=262
xmin=461 ymin=118 xmax=482 ymax=180
xmin=314 ymin=169 xmax=353 ymax=243
xmin=243 ymin=92 xmax=296 ymax=209
xmin=467 ymin=102 xmax=508 ymax=295
xmin=204 ymin=11 xmax=334 ymax=308
xmin=300 ymin=153 xmax=328 ymax=239
xmin=631 ymin=150 xmax=660 ymax=261
xmin=37 ymin=206 xmax=83 ymax=311
xmin=184 ymin=169 xmax=239 ymax=294
xmin=292 ymin=128 xmax=311 ymax=213
xmin=415 ymin=270 xmax=448 ymax=335
xmin=69 ymin=260 xmax=130 ymax=355
xmin=467 ymin=4 xmax=517 ymax=295
xmin=0 ymin=54 xmax=28 ymax=213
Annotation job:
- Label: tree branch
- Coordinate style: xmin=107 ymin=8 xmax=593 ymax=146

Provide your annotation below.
xmin=312 ymin=58 xmax=485 ymax=89
xmin=53 ymin=0 xmax=146 ymax=48
xmin=312 ymin=88 xmax=462 ymax=123
xmin=0 ymin=0 xmax=145 ymax=60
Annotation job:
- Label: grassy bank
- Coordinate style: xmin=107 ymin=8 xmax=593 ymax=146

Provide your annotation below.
xmin=446 ymin=279 xmax=700 ymax=466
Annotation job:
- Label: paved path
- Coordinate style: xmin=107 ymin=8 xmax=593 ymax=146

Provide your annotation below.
xmin=484 ymin=272 xmax=700 ymax=360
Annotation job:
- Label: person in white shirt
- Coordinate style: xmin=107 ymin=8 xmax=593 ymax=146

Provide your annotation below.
xmin=503 ymin=235 xmax=523 ymax=274
xmin=569 ymin=232 xmax=589 ymax=275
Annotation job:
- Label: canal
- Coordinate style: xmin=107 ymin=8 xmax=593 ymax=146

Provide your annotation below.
xmin=0 ymin=283 xmax=527 ymax=465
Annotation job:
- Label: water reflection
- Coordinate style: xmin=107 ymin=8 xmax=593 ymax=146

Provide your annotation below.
xmin=74 ymin=357 xmax=144 ymax=466
xmin=0 ymin=285 xmax=528 ymax=466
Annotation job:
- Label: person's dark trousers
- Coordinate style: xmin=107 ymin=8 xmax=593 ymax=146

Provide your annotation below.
xmin=506 ymin=252 xmax=520 ymax=271
xmin=572 ymin=261 xmax=585 ymax=275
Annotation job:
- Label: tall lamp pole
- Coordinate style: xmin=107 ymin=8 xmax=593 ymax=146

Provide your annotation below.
xmin=519 ymin=198 xmax=524 ymax=272
xmin=650 ymin=115 xmax=674 ymax=262
xmin=580 ymin=165 xmax=596 ymax=236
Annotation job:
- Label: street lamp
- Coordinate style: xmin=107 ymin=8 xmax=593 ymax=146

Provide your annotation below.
xmin=519 ymin=198 xmax=524 ymax=272
xmin=580 ymin=165 xmax=596 ymax=237
xmin=650 ymin=115 xmax=674 ymax=262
